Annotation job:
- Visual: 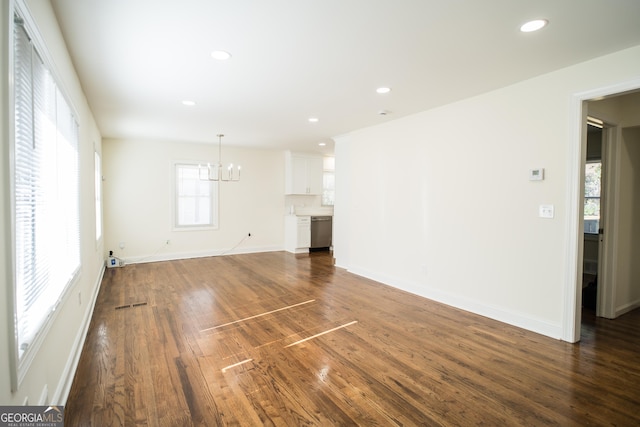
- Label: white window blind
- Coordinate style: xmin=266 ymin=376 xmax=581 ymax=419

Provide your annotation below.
xmin=175 ymin=163 xmax=217 ymax=228
xmin=13 ymin=13 xmax=80 ymax=366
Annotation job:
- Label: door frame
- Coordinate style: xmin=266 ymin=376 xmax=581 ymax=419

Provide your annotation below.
xmin=564 ymin=78 xmax=640 ymax=343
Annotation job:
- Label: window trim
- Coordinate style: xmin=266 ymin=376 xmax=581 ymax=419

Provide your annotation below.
xmin=584 ymin=160 xmax=602 ymax=235
xmin=172 ymin=161 xmax=219 ymax=231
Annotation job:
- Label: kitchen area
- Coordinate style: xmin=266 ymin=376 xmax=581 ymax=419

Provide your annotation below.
xmin=284 ymin=151 xmax=334 ymax=254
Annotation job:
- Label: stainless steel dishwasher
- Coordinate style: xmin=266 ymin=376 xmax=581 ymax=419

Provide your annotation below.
xmin=310 ymin=216 xmax=332 ymax=250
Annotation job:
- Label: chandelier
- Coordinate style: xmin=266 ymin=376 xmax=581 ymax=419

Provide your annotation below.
xmin=199 ymin=134 xmax=241 ymax=182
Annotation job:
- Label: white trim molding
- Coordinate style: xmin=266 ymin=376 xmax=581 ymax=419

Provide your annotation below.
xmin=122 ymin=245 xmax=284 ymax=266
xmin=564 ymin=77 xmax=640 ymax=343
xmin=347 ymin=264 xmax=563 ymax=340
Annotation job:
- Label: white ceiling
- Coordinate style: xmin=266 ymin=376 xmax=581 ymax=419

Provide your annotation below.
xmin=50 ymin=0 xmax=640 ymax=154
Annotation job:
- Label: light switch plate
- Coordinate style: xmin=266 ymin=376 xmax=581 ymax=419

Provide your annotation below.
xmin=529 ymin=168 xmax=545 ymax=181
xmin=539 ymin=204 xmax=554 ymax=218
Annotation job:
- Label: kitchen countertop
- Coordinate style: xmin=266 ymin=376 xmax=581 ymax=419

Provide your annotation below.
xmin=288 ymin=207 xmax=334 ymax=216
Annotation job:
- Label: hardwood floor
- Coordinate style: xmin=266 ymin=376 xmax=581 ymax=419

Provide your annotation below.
xmin=65 ymin=251 xmax=640 ymax=426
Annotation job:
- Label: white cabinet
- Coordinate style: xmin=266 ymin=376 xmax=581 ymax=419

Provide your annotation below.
xmin=297 ymin=217 xmax=311 ymax=248
xmin=285 ymin=216 xmax=310 ymax=253
xmin=285 ymin=151 xmax=323 ymax=195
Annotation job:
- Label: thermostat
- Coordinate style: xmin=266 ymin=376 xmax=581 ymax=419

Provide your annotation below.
xmin=529 ymin=168 xmax=545 ymax=181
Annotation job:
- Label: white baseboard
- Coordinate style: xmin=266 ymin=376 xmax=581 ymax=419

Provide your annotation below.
xmin=123 ymin=245 xmax=284 ymax=265
xmin=616 ymin=298 xmax=640 ymax=317
xmin=347 ymin=265 xmax=563 ymax=341
xmin=53 ymin=265 xmax=105 ymax=405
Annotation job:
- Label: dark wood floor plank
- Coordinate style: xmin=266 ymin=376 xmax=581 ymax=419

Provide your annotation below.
xmin=65 ymin=251 xmax=640 ymax=426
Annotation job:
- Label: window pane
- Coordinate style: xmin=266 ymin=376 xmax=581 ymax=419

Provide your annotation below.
xmin=584 ymin=161 xmax=601 ymax=234
xmin=585 ymin=162 xmax=601 ymax=197
xmin=322 ymin=171 xmax=335 ymax=206
xmin=181 ymin=177 xmax=197 ymax=196
xmin=584 ymin=198 xmax=600 ymax=234
xmin=584 ymin=198 xmax=600 ymax=217
xmin=198 ymin=179 xmax=210 ymax=197
xmin=178 ymin=197 xmax=196 ymax=224
xmin=175 ymin=164 xmax=216 ymax=227
xmin=197 ymin=200 xmax=211 ymax=223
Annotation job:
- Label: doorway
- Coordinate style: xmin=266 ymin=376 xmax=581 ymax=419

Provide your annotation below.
xmin=575 ymin=90 xmax=640 ymax=338
xmin=581 ymin=122 xmax=603 ymax=313
xmin=565 ymin=81 xmax=640 ymax=343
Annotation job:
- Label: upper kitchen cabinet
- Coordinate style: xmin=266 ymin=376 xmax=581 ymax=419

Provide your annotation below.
xmin=285 ymin=151 xmax=323 ymax=195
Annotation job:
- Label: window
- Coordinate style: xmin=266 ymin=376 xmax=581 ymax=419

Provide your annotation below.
xmin=584 ymin=161 xmax=601 ymax=234
xmin=12 ymin=10 xmax=80 ymax=383
xmin=95 ymin=151 xmax=103 ymax=241
xmin=322 ymin=156 xmax=335 ymax=206
xmin=175 ymin=163 xmax=218 ymax=229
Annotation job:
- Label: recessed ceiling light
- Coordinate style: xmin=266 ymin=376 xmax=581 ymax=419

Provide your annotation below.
xmin=182 ymin=100 xmax=196 ymax=106
xmin=318 ymin=142 xmax=326 ymax=146
xmin=520 ymin=19 xmax=548 ymax=32
xmin=376 ymin=87 xmax=391 ymax=94
xmin=308 ymin=117 xmax=319 ymax=123
xmin=211 ymin=50 xmax=232 ymax=60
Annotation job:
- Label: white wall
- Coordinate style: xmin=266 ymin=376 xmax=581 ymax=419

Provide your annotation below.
xmin=334 ymin=44 xmax=640 ymax=340
xmin=103 ymin=138 xmax=284 ymax=262
xmin=1 ymin=0 xmax=104 ymax=405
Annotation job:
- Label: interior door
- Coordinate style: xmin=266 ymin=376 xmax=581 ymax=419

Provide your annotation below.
xmin=595 ymin=123 xmax=606 ymax=317
xmin=591 ymin=120 xmax=616 ymax=319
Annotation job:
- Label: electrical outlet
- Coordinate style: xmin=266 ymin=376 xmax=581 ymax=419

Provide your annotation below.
xmin=119 ymin=242 xmax=125 ymax=249
xmin=539 ymin=204 xmax=554 ymax=219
